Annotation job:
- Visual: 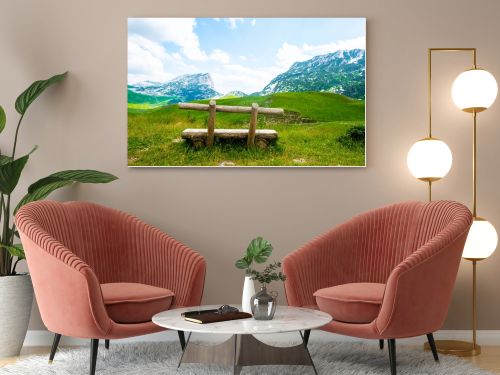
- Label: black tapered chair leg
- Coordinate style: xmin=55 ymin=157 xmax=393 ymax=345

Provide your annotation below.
xmin=426 ymin=333 xmax=439 ymax=362
xmin=177 ymin=330 xmax=186 ymax=350
xmin=379 ymin=339 xmax=384 ymax=350
xmin=48 ymin=333 xmax=62 ymax=363
xmin=303 ymin=329 xmax=311 ymax=347
xmin=388 ymin=339 xmax=396 ymax=375
xmin=105 ymin=339 xmax=110 ymax=350
xmin=90 ymin=339 xmax=99 ymax=375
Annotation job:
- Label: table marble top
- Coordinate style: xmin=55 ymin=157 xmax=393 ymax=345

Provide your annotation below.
xmin=152 ymin=305 xmax=332 ymax=335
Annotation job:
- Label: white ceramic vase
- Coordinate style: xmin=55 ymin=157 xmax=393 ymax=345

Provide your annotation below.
xmin=241 ymin=275 xmax=255 ymax=313
xmin=0 ymin=274 xmax=34 ymax=358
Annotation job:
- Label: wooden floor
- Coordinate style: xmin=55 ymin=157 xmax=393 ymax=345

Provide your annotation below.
xmin=465 ymin=346 xmax=500 ymax=373
xmin=1 ymin=345 xmax=500 ymax=372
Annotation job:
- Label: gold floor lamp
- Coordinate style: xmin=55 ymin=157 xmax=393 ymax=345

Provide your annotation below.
xmin=407 ymin=48 xmax=498 ymax=356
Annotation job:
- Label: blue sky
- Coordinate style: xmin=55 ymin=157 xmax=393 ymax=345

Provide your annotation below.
xmin=128 ymin=18 xmax=365 ymax=94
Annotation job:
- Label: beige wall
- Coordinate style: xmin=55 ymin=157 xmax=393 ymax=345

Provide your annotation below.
xmin=1 ymin=0 xmax=500 ymax=331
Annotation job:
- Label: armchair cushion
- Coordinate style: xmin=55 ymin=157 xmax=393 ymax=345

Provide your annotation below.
xmin=102 ymin=283 xmax=174 ymax=324
xmin=314 ymin=283 xmax=385 ymax=324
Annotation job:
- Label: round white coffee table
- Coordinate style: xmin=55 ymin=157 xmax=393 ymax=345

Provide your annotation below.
xmin=153 ymin=305 xmax=331 ymax=374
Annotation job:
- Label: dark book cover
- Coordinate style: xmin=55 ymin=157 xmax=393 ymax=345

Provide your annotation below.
xmin=183 ymin=311 xmax=252 ymax=324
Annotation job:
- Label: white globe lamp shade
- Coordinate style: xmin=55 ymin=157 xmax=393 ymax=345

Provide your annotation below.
xmin=462 ymin=218 xmax=498 ymax=260
xmin=452 ymin=69 xmax=498 ymax=113
xmin=407 ymin=138 xmax=453 ymax=181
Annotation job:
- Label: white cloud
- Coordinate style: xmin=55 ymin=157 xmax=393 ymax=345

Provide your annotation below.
xmin=228 ymin=18 xmax=244 ymax=29
xmin=212 ymin=64 xmax=283 ymax=94
xmin=276 ymin=36 xmax=366 ymax=69
xmin=210 ymin=49 xmax=230 ymax=64
xmin=130 ymin=18 xmax=202 ymax=60
xmin=239 ymin=55 xmax=258 ymax=62
xmin=128 ymin=35 xmax=173 ymax=83
xmin=129 ymin=18 xmax=231 ymax=64
xmin=276 ymin=43 xmax=309 ymax=69
xmin=127 ymin=33 xmax=199 ymax=84
xmin=226 ymin=18 xmax=255 ymax=28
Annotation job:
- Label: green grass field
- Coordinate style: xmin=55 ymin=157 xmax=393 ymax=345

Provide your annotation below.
xmin=128 ymin=92 xmax=365 ymax=166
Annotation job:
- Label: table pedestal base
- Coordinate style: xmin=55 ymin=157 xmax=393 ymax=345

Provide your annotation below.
xmin=178 ymin=332 xmax=317 ymax=374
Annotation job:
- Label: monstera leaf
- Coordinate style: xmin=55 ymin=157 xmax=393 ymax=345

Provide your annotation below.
xmin=235 ymin=258 xmax=251 ymax=269
xmin=15 ymin=72 xmax=67 ymax=115
xmin=246 ymin=236 xmax=273 ymax=263
xmin=15 ymin=169 xmax=117 ymax=213
xmin=235 ymin=237 xmax=274 ymax=270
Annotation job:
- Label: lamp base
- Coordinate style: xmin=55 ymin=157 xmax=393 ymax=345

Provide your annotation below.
xmin=423 ymin=340 xmax=481 ymax=357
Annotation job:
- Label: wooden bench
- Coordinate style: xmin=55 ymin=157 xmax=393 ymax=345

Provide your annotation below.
xmin=178 ymin=100 xmax=283 ymax=149
xmin=181 ymin=129 xmax=278 ymax=149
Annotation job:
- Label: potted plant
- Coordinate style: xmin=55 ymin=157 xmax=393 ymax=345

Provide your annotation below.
xmin=0 ymin=72 xmax=117 ymax=358
xmin=235 ymin=237 xmax=273 ymax=313
xmin=235 ymin=237 xmax=286 ymax=318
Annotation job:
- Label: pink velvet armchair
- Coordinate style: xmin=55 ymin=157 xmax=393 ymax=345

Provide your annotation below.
xmin=283 ymin=200 xmax=472 ymax=375
xmin=16 ymin=200 xmax=206 ymax=375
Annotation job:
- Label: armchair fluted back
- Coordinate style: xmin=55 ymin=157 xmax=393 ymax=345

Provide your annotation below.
xmin=22 ymin=201 xmax=134 ymax=283
xmin=16 ymin=201 xmax=206 ymax=338
xmin=283 ymin=201 xmax=472 ymax=311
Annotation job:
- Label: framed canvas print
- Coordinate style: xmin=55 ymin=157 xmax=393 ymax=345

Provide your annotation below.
xmin=128 ymin=18 xmax=366 ymax=167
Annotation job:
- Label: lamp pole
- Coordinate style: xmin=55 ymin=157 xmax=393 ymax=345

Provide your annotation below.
xmin=423 ymin=47 xmax=484 ymax=357
xmin=424 ymin=48 xmax=477 ymax=202
xmin=462 ymin=109 xmax=487 ymax=355
xmin=472 ymin=111 xmax=477 ymax=218
xmin=470 ymin=108 xmax=479 ymax=352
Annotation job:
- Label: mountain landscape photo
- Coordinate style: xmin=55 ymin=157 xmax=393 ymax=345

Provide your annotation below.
xmin=128 ymin=18 xmax=366 ymax=166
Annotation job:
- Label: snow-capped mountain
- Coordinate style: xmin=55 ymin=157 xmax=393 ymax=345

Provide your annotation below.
xmin=219 ymin=90 xmax=248 ymax=98
xmin=129 ymin=73 xmax=220 ymax=103
xmin=132 ymin=80 xmax=163 ymax=88
xmin=261 ymin=49 xmax=365 ymax=99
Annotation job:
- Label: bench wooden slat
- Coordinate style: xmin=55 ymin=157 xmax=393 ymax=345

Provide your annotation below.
xmin=182 ymin=128 xmax=278 ymax=140
xmin=178 ymin=102 xmax=284 ymax=115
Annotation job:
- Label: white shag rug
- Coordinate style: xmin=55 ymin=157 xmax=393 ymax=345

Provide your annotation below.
xmin=0 ymin=341 xmax=494 ymax=374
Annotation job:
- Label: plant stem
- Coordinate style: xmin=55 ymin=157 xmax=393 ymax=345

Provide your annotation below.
xmin=10 ymin=223 xmax=16 ymax=242
xmin=2 ymin=194 xmax=11 ymax=274
xmin=0 ymin=194 xmax=5 ymax=275
xmin=0 ymin=248 xmax=4 ymax=277
xmin=11 ymin=114 xmax=24 ymax=159
xmin=2 ymin=113 xmax=24 ymax=276
xmin=11 ymin=258 xmax=21 ymax=275
xmin=9 ymin=221 xmax=18 ymax=272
